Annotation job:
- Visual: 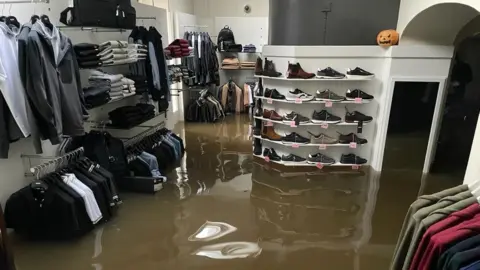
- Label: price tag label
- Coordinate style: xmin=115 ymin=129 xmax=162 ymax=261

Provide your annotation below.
xmin=264 ymin=156 xmax=270 ymax=163
xmin=319 ymin=144 xmax=327 ymax=150
xmin=265 ymin=121 xmax=273 ymax=127
xmin=352 ymin=165 xmax=360 ymax=170
xmin=316 ymin=163 xmax=324 ymax=169
xmin=295 ymin=98 xmax=303 ymax=104
xmin=349 ymin=142 xmax=357 ymax=149
xmin=321 ymin=123 xmax=329 ymax=129
xmin=292 ymin=143 xmax=300 ymax=149
xmin=354 ymin=98 xmax=363 ymax=104
xmin=267 ymin=98 xmax=273 ymax=104
xmin=290 ymin=121 xmax=297 ymax=128
xmin=326 ymin=101 xmax=333 ymax=108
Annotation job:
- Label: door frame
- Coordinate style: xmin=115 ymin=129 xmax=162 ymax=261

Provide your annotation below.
xmin=374 ymin=76 xmax=448 ymax=173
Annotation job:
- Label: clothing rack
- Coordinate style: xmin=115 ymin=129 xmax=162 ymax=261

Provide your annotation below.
xmin=21 ymin=147 xmax=84 ymax=178
xmin=183 ymin=25 xmax=209 ymax=29
xmin=56 ymin=26 xmax=127 ymax=33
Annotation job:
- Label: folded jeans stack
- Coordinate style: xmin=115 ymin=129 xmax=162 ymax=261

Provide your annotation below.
xmin=83 ymin=86 xmax=111 ymax=109
xmin=243 ymin=44 xmax=257 ymax=53
xmin=74 ymin=43 xmax=103 ymax=69
xmin=222 ymin=57 xmax=240 ymax=69
xmin=108 ymin=104 xmax=156 ymax=129
xmin=98 ymin=41 xmax=147 ymax=66
xmin=165 ymin=39 xmax=190 ymax=58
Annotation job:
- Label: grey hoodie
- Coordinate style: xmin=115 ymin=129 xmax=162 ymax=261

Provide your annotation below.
xmin=26 ymin=22 xmax=88 ymax=145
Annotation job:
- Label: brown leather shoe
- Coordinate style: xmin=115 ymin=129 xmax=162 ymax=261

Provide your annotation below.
xmin=287 ymin=62 xmax=315 ymax=79
xmin=261 ymin=126 xmax=283 ymax=141
xmin=263 ymin=109 xmax=282 ymax=121
xmin=263 ymin=109 xmax=272 ymax=118
xmin=255 ymin=57 xmax=263 ymax=75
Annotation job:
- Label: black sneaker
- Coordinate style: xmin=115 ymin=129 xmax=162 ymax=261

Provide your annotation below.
xmin=307 ymin=153 xmax=336 ymax=165
xmin=346 ymin=89 xmax=374 ymax=101
xmin=283 ymin=112 xmax=310 ymax=124
xmin=286 ymin=88 xmax=314 ymax=101
xmin=282 ymin=154 xmax=307 ymax=163
xmin=340 ymin=154 xmax=367 ymax=165
xmin=338 ymin=133 xmax=368 ymax=145
xmin=345 ymin=110 xmax=373 ymax=123
xmin=312 ymin=110 xmax=342 ymax=124
xmin=316 ymin=89 xmax=346 ymax=102
xmin=346 ymin=67 xmax=374 ymax=79
xmin=268 ymin=148 xmax=282 ymax=161
xmin=264 ymin=88 xmax=285 ymax=100
xmin=262 ymin=148 xmax=270 ymax=157
xmin=282 ymin=132 xmax=310 ymax=144
xmin=316 ymin=67 xmax=346 ymax=79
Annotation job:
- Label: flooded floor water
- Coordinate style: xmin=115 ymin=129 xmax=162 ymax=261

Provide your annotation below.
xmin=11 ymin=115 xmax=464 ymax=270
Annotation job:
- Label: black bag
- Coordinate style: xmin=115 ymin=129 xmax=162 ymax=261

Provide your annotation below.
xmin=225 ymin=44 xmax=243 ymax=52
xmin=217 ymin=25 xmax=235 ymax=52
xmin=60 ymin=0 xmax=136 ymax=29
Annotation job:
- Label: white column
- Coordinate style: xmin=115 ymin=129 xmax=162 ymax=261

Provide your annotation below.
xmin=464 ymin=113 xmax=480 ymax=184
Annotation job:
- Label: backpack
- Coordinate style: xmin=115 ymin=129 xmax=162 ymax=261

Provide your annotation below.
xmin=217 ymin=26 xmax=235 ymax=52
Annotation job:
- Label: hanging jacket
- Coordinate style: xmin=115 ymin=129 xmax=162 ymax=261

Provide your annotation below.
xmin=219 ymin=82 xmax=243 ymax=114
xmin=26 ymin=22 xmax=87 ymax=145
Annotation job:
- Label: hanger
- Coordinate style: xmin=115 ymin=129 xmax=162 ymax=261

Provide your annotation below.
xmin=30 ymin=0 xmax=39 ymax=23
xmin=0 ymin=3 xmax=6 ymax=22
xmin=40 ymin=14 xmax=53 ymax=31
xmin=5 ymin=4 xmax=19 ymax=29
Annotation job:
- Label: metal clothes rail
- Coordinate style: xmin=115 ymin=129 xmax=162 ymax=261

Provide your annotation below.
xmin=21 ymin=147 xmax=84 ymax=178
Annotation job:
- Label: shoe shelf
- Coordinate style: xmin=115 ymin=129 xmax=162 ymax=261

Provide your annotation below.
xmin=254 ymin=75 xmax=374 ymax=82
xmin=253 ymin=116 xmax=368 ymax=127
xmin=253 ymin=135 xmax=365 ymax=148
xmin=253 ymin=154 xmax=363 ymax=168
xmin=254 ymin=96 xmax=371 ymax=104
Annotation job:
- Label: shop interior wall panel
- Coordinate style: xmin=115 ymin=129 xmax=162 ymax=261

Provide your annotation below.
xmin=214 ymin=17 xmax=269 ymax=52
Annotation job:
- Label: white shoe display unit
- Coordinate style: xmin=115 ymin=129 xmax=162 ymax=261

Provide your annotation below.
xmin=253 ymin=46 xmax=383 ymax=169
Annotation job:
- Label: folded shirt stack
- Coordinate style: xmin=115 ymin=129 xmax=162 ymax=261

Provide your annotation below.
xmin=125 ymin=75 xmax=149 ymax=95
xmin=108 ymin=103 xmax=156 ymax=129
xmin=165 ymin=39 xmax=190 ymax=58
xmin=98 ymin=41 xmax=147 ymax=66
xmin=240 ymin=61 xmax=256 ymax=69
xmin=83 ymin=86 xmax=111 ymax=109
xmin=243 ymin=44 xmax=257 ymax=53
xmin=74 ymin=43 xmax=103 ymax=69
xmin=222 ymin=57 xmax=240 ymax=69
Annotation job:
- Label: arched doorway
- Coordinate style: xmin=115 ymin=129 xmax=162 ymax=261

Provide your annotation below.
xmin=396 ymin=2 xmax=480 ymax=182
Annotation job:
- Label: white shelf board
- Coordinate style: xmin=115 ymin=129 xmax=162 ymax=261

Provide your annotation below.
xmin=253 ymin=116 xmax=368 ymax=127
xmin=254 ymin=75 xmax=374 ymax=82
xmin=253 ymin=154 xmax=363 ymax=167
xmin=255 ymin=96 xmax=371 ymax=104
xmin=253 ymin=135 xmax=365 ymax=148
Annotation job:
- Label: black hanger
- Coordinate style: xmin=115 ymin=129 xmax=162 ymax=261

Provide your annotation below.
xmin=40 ymin=14 xmax=53 ymax=31
xmin=0 ymin=16 xmax=6 ymax=22
xmin=6 ymin=16 xmax=20 ymax=28
xmin=31 ymin=14 xmax=40 ymax=24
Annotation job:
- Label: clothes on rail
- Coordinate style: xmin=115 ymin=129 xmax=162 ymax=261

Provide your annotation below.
xmin=218 ymin=80 xmax=252 ymax=114
xmin=108 ymin=103 xmax=156 ymax=129
xmin=4 ymin=157 xmax=120 ymax=240
xmin=391 ymin=184 xmax=480 ymax=270
xmin=186 ymin=90 xmax=225 ymax=123
xmin=182 ymin=31 xmax=220 ymax=86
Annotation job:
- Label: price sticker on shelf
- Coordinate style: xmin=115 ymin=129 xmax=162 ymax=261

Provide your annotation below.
xmin=321 ymin=123 xmax=329 ymax=129
xmin=349 ymin=142 xmax=358 ymax=149
xmin=295 ymin=98 xmax=303 ymax=104
xmin=354 ymin=98 xmax=363 ymax=104
xmin=265 ymin=121 xmax=273 ymax=127
xmin=352 ymin=165 xmax=360 ymax=170
xmin=319 ymin=144 xmax=327 ymax=150
xmin=292 ymin=143 xmax=300 ymax=149
xmin=290 ymin=121 xmax=297 ymax=128
xmin=267 ymin=98 xmax=273 ymax=104
xmin=316 ymin=163 xmax=324 ymax=169
xmin=264 ymin=156 xmax=270 ymax=163
xmin=326 ymin=101 xmax=333 ymax=108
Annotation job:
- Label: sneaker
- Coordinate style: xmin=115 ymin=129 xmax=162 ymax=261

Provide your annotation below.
xmin=268 ymin=148 xmax=282 ymax=161
xmin=263 ymin=58 xmax=282 ymax=77
xmin=308 ymin=132 xmax=338 ymax=144
xmin=316 ymin=89 xmax=346 ymax=102
xmin=312 ymin=110 xmax=342 ymax=124
xmin=283 ymin=112 xmax=310 ymax=124
xmin=338 ymin=133 xmax=368 ymax=145
xmin=346 ymin=89 xmax=374 ymax=100
xmin=307 ymin=153 xmax=336 ymax=165
xmin=282 ymin=132 xmax=310 ymax=144
xmin=287 ymin=63 xmax=315 ymax=79
xmin=264 ymin=88 xmax=285 ymax=100
xmin=345 ymin=110 xmax=373 ymax=123
xmin=286 ymin=88 xmax=314 ymax=101
xmin=316 ymin=67 xmax=346 ymax=79
xmin=346 ymin=67 xmax=374 ymax=79
xmin=282 ymin=154 xmax=307 ymax=163
xmin=340 ymin=154 xmax=367 ymax=165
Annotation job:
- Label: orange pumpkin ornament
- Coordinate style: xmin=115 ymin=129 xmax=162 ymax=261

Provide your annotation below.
xmin=377 ymin=29 xmax=399 ymax=47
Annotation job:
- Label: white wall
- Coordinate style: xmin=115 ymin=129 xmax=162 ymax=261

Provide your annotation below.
xmin=194 ymin=0 xmax=269 ymax=17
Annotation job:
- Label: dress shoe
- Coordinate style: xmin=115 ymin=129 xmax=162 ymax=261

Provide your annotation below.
xmin=263 ymin=109 xmax=283 ymax=121
xmin=287 ymin=62 xmax=315 ymax=79
xmin=253 ymin=139 xmax=262 ymax=155
xmin=263 ymin=148 xmax=270 ymax=157
xmin=268 ymin=148 xmax=282 ymax=161
xmin=261 ymin=126 xmax=283 ymax=141
xmin=264 ymin=88 xmax=285 ymax=100
xmin=263 ymin=58 xmax=282 ymax=77
xmin=255 ymin=57 xmax=263 ymax=75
